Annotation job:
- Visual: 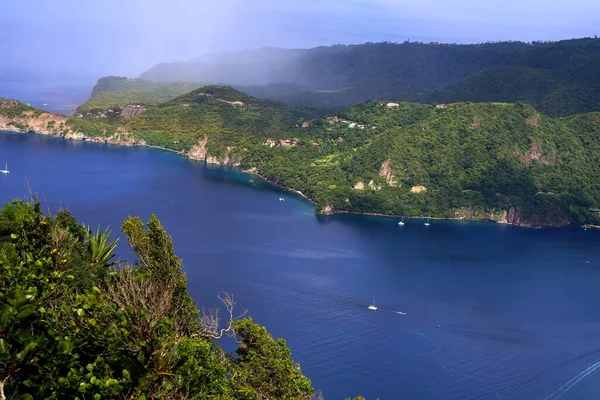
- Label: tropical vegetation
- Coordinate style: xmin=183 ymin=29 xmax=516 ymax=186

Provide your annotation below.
xmin=0 ymin=198 xmax=315 ymax=399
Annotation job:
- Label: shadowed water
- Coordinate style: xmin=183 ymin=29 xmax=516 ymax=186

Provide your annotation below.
xmin=1 ymin=131 xmax=600 ymax=399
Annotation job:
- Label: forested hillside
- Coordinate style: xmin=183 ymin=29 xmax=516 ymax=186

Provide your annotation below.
xmin=417 ymin=59 xmax=600 ymax=116
xmin=138 ymin=38 xmax=600 ymax=115
xmin=4 ymin=84 xmax=598 ymax=227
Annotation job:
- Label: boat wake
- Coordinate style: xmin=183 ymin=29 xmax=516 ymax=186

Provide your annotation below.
xmin=544 ymin=358 xmax=600 ymax=400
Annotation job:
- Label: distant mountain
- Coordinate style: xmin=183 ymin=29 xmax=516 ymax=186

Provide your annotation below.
xmin=138 ymin=38 xmax=600 ymax=115
xmin=416 ymin=59 xmax=600 ymax=116
xmin=77 ymin=77 xmax=205 ymax=111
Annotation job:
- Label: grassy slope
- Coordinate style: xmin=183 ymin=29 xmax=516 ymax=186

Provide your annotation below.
xmin=0 ymin=98 xmax=44 ymax=118
xmin=77 ymin=76 xmax=205 ymax=111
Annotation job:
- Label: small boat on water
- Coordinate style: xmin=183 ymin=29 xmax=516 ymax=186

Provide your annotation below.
xmin=278 ymin=197 xmax=285 ymax=202
xmin=0 ymin=163 xmax=9 ymax=174
xmin=368 ymin=297 xmax=378 ymax=311
xmin=398 ymin=216 xmax=405 ymax=226
xmin=424 ymin=217 xmax=430 ymax=226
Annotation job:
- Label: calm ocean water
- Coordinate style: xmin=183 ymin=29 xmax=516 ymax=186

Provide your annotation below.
xmin=1 ymin=131 xmax=600 ymax=399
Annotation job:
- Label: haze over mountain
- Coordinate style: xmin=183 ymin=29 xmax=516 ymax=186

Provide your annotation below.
xmin=2 ymin=0 xmax=599 ymax=77
xmin=131 ymin=37 xmax=600 ymax=115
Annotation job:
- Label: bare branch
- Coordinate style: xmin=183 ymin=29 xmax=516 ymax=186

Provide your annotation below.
xmin=199 ymin=292 xmax=247 ymax=340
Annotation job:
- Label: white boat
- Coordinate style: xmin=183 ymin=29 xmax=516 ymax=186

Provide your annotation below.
xmin=0 ymin=163 xmax=9 ymax=174
xmin=43 ymin=102 xmax=48 ymax=106
xmin=278 ymin=197 xmax=285 ymax=202
xmin=424 ymin=217 xmax=430 ymax=226
xmin=398 ymin=216 xmax=405 ymax=226
xmin=368 ymin=297 xmax=378 ymax=311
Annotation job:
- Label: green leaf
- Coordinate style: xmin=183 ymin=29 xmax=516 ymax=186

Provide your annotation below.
xmin=15 ymin=394 xmax=33 ymax=400
xmin=89 ymin=318 xmax=97 ymax=327
xmin=16 ymin=342 xmax=38 ymax=361
xmin=0 ymin=304 xmax=14 ymax=325
xmin=17 ymin=305 xmax=35 ymax=319
xmin=10 ymin=233 xmax=18 ymax=239
xmin=105 ymin=378 xmax=118 ymax=387
xmin=0 ymin=338 xmax=8 ymax=353
xmin=76 ymin=308 xmax=84 ymax=317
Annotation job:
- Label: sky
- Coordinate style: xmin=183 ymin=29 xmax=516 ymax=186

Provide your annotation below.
xmin=1 ymin=0 xmax=599 ymax=77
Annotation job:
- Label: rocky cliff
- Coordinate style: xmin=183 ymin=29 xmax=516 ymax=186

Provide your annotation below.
xmin=0 ymin=99 xmax=145 ymax=146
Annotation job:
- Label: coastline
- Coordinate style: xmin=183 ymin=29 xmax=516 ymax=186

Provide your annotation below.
xmin=0 ymin=129 xmax=588 ymax=229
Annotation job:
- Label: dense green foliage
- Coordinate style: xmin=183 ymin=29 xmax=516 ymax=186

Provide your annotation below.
xmin=417 ymin=59 xmax=600 ymax=116
xmin=71 ymin=86 xmax=321 ymax=151
xmin=58 ymin=85 xmax=600 ymax=227
xmin=0 ymin=199 xmax=313 ymax=399
xmin=139 ymin=37 xmax=600 ymax=115
xmin=240 ymin=101 xmax=600 ymax=226
xmin=78 ymin=77 xmax=204 ymax=111
xmin=66 ymin=117 xmax=121 ymax=138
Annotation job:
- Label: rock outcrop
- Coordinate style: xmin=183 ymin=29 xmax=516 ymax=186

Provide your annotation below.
xmin=379 ymin=158 xmax=397 ymax=186
xmin=187 ymin=136 xmax=209 ymax=160
xmin=0 ymin=110 xmax=68 ymax=136
xmin=320 ymin=205 xmax=334 ymax=215
xmin=516 ymin=140 xmax=556 ymax=165
xmin=120 ymin=105 xmax=147 ymax=118
xmin=0 ymin=101 xmax=143 ymax=147
xmin=368 ymin=180 xmax=381 ymax=191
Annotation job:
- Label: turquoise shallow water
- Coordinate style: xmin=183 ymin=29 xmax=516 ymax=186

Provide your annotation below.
xmin=1 ymin=131 xmax=600 ymax=399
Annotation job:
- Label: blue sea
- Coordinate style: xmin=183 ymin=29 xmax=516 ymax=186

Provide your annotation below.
xmin=1 ymin=131 xmax=600 ymax=400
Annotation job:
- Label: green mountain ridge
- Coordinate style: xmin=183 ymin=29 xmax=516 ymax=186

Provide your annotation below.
xmin=136 ymin=37 xmax=600 ymax=115
xmin=2 ymin=87 xmax=599 ymax=228
xmin=416 ymin=60 xmax=600 ymax=116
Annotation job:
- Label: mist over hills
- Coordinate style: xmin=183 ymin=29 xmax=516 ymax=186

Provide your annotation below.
xmin=139 ymin=38 xmax=600 ymax=115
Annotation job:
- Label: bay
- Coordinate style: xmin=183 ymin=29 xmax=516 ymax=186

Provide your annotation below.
xmin=1 ymin=131 xmax=600 ymax=399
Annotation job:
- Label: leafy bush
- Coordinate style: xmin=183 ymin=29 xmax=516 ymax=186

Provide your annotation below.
xmin=0 ymin=199 xmax=313 ymax=399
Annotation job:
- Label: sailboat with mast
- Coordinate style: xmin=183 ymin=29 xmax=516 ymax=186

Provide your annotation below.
xmin=424 ymin=217 xmax=430 ymax=226
xmin=398 ymin=216 xmax=405 ymax=226
xmin=0 ymin=163 xmax=9 ymax=174
xmin=368 ymin=297 xmax=378 ymax=311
